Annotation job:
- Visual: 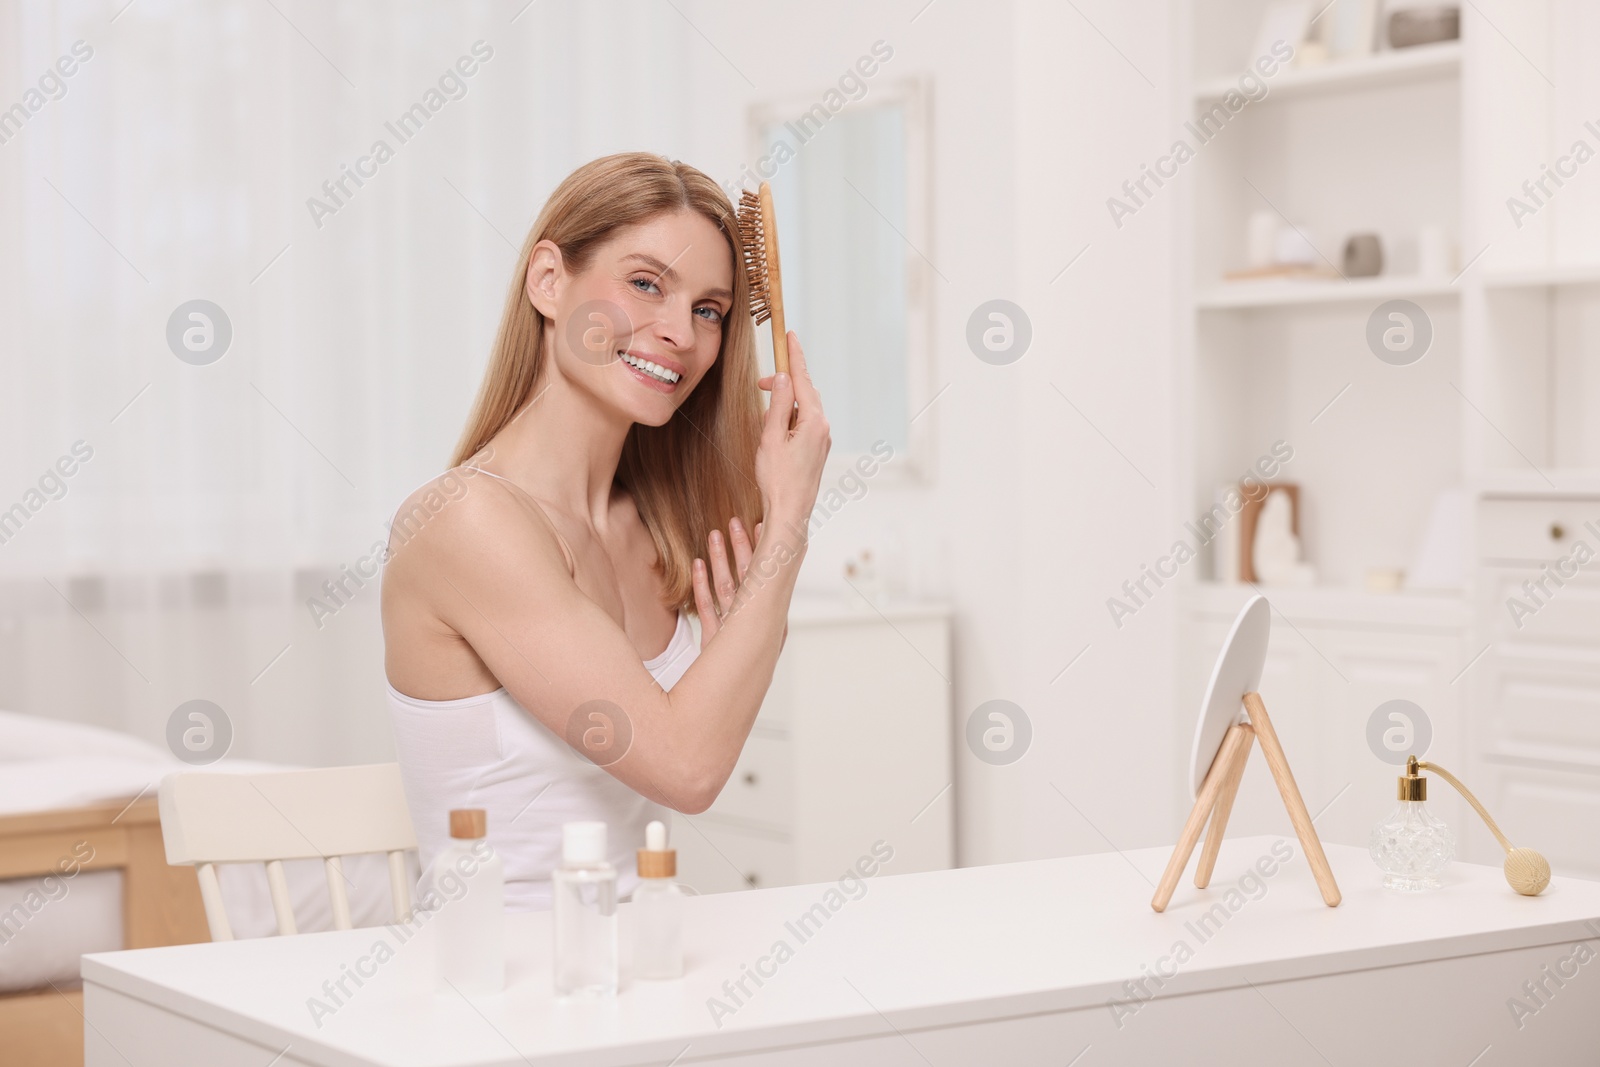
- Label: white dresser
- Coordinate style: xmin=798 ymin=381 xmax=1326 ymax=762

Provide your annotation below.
xmin=1472 ymin=490 xmax=1600 ymax=879
xmin=671 ymin=596 xmax=953 ymax=894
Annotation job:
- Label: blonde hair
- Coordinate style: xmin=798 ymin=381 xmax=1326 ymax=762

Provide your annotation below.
xmin=451 ymin=152 xmax=764 ymax=611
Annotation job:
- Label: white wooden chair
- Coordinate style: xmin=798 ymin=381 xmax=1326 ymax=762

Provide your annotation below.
xmin=157 ymin=763 xmax=418 ymax=941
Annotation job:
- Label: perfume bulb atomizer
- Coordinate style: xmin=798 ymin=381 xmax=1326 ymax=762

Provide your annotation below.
xmin=1407 ymin=756 xmax=1551 ymax=896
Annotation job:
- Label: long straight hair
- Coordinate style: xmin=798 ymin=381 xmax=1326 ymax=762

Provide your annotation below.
xmin=451 ymin=153 xmax=764 ymax=611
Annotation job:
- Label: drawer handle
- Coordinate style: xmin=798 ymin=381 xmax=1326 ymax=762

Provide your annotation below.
xmin=1551 ymin=523 xmax=1566 ymax=541
xmin=742 ymin=772 xmax=759 ymax=786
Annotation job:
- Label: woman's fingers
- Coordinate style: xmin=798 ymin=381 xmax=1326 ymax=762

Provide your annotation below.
xmin=729 ymin=517 xmax=753 ymax=582
xmin=785 ymin=332 xmax=825 ymax=428
xmin=761 ymin=370 xmax=795 ymax=448
xmin=692 ymin=558 xmax=720 ymax=642
xmin=708 ymin=529 xmax=737 ymax=615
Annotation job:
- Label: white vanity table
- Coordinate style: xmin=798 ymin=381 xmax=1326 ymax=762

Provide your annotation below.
xmin=83 ymin=836 xmax=1600 ymax=1065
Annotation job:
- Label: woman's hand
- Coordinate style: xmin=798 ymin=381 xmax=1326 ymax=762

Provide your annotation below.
xmin=753 ymin=331 xmax=831 ymax=539
xmin=692 ymin=518 xmax=763 ymax=642
xmin=694 ymin=332 xmax=827 ymax=644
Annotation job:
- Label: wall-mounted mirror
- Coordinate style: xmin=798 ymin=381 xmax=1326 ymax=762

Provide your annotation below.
xmin=749 ymin=80 xmax=934 ymax=480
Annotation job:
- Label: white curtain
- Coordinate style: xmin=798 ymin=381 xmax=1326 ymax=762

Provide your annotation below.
xmin=0 ymin=0 xmax=708 ymax=760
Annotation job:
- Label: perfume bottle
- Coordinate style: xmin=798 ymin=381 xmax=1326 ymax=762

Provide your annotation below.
xmin=1369 ymin=756 xmax=1455 ymax=891
xmin=552 ymin=821 xmax=618 ymax=996
xmin=632 ymin=820 xmax=684 ymax=979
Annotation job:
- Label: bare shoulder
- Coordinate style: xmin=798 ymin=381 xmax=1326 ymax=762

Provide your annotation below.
xmin=384 ymin=467 xmax=568 ymax=580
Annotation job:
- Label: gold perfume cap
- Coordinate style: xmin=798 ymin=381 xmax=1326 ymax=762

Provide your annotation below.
xmin=1398 ymin=755 xmax=1427 ymax=801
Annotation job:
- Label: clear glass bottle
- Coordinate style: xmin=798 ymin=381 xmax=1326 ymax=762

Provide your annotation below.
xmin=435 ymin=808 xmax=504 ymax=995
xmin=632 ymin=820 xmax=683 ymax=979
xmin=553 ymin=821 xmax=617 ymax=996
xmin=1369 ymin=756 xmax=1455 ymax=891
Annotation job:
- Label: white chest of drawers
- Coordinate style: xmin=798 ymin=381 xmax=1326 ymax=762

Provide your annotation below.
xmin=671 ymin=596 xmax=954 ymax=893
xmin=1472 ymin=492 xmax=1600 ymax=879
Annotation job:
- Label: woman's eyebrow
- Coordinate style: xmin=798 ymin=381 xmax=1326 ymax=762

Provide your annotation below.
xmin=622 ymin=253 xmax=732 ymax=303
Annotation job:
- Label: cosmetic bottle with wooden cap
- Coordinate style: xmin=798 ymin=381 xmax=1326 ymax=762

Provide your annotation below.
xmin=632 ymin=820 xmax=683 ymax=979
xmin=437 ymin=808 xmax=504 ymax=994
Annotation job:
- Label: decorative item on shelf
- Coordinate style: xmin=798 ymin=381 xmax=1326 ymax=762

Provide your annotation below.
xmin=1295 ymin=38 xmax=1330 ymax=67
xmin=1239 ymin=483 xmax=1316 ymax=585
xmin=1364 ymin=567 xmax=1406 ymax=593
xmin=1369 ymin=756 xmax=1454 ymax=890
xmin=1387 ymin=4 xmax=1460 ymax=49
xmin=1314 ymin=0 xmax=1378 ymax=60
xmin=1246 ymin=210 xmax=1279 ymax=271
xmin=1223 ymin=223 xmax=1340 ymax=284
xmin=1273 ymin=225 xmax=1319 ymax=268
xmin=1222 ymin=264 xmax=1341 ymax=283
xmin=1404 ymin=488 xmax=1467 ymax=590
xmin=1250 ymin=1 xmax=1313 ymax=68
xmin=1153 ymin=595 xmax=1341 ymax=912
xmin=1342 ymin=233 xmax=1384 ymax=277
xmin=1369 ymin=756 xmax=1552 ymax=895
xmin=844 ymin=548 xmax=886 ymax=607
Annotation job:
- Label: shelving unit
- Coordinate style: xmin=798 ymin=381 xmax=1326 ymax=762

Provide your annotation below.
xmin=1197 ymin=274 xmax=1460 ymax=309
xmin=1177 ymin=2 xmax=1600 ymax=877
xmin=1192 ymin=40 xmax=1461 ymax=102
xmin=1482 ymin=263 xmax=1600 ymax=290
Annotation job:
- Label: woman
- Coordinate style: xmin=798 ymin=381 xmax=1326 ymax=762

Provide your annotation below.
xmin=381 ymin=153 xmax=830 ymax=910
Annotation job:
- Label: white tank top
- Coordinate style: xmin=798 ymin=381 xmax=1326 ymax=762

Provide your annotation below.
xmin=387 ymin=603 xmax=699 ymax=912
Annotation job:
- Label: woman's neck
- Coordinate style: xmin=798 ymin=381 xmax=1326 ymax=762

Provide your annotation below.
xmin=482 ymin=367 xmax=633 ymax=528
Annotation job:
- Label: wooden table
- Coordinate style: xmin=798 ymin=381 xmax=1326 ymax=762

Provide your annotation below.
xmin=82 ymin=836 xmax=1600 ymax=1065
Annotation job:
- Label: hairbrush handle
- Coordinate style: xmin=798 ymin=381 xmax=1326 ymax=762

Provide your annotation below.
xmin=758 ymin=183 xmax=788 ymax=375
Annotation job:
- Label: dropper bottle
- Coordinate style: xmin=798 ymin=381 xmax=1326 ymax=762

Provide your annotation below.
xmin=632 ymin=820 xmax=683 ymax=979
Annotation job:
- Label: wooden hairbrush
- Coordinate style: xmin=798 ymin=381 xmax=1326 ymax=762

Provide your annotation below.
xmin=736 ymin=181 xmax=789 ymax=375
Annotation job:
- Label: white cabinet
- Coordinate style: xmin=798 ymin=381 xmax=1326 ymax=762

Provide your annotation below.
xmin=1472 ymin=492 xmax=1600 ymax=879
xmin=1174 ymin=3 xmax=1600 ymax=885
xmin=672 ymin=597 xmax=953 ymax=894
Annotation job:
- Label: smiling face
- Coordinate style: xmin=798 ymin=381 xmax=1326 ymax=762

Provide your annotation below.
xmin=528 ymin=210 xmax=736 ymax=427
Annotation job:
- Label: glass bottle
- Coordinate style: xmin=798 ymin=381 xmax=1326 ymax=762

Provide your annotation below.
xmin=632 ymin=820 xmax=684 ymax=979
xmin=1369 ymin=756 xmax=1455 ymax=891
xmin=552 ymin=821 xmax=617 ymax=996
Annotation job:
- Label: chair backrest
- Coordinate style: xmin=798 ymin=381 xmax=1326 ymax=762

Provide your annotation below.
xmin=158 ymin=763 xmax=418 ymax=941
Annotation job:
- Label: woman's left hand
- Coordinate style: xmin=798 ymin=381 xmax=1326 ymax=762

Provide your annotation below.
xmin=692 ymin=517 xmax=762 ymax=642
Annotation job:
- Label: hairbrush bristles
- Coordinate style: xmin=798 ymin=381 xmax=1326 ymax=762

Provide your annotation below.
xmin=736 ymin=188 xmax=771 ymax=325
xmin=735 ymin=182 xmax=789 ymax=375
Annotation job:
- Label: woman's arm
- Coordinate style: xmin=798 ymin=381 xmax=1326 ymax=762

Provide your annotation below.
xmin=417 ymin=334 xmax=828 ymax=814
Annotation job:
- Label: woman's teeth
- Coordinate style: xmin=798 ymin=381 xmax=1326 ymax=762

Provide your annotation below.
xmin=620 ymin=351 xmax=680 ymax=384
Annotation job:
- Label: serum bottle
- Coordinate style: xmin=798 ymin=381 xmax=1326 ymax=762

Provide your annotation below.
xmin=632 ymin=820 xmax=684 ymax=979
xmin=552 ymin=821 xmax=617 ymax=996
xmin=436 ymin=808 xmax=504 ymax=995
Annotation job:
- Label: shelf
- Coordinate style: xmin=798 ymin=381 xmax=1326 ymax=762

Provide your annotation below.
xmin=1195 ymin=274 xmax=1460 ymax=310
xmin=1483 ymin=263 xmax=1600 ymax=289
xmin=1192 ymin=42 xmax=1461 ymax=104
xmin=1472 ymin=470 xmax=1600 ymax=498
